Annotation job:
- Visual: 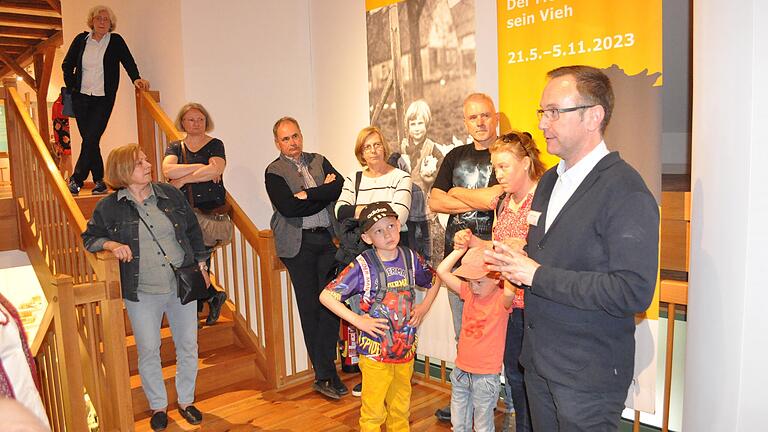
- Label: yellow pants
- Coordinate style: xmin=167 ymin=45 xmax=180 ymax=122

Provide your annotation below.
xmin=358 ymin=356 xmax=414 ymax=432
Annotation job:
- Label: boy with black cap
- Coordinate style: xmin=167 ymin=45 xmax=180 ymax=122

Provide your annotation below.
xmin=320 ymin=202 xmax=440 ymax=431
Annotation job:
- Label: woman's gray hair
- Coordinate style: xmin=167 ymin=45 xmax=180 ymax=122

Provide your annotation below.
xmin=87 ymin=5 xmax=117 ymax=32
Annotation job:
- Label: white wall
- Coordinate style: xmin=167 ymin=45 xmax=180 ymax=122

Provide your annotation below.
xmin=685 ymin=0 xmax=768 ymax=430
xmin=61 ymin=0 xmax=185 ymax=180
xmin=180 ymin=0 xmax=315 ymax=227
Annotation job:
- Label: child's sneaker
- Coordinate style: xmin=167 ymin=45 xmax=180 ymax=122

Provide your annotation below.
xmin=352 ymin=382 xmax=362 ymax=397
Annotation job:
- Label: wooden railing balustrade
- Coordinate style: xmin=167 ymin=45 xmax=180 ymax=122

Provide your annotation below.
xmin=3 ymin=81 xmax=133 ymax=431
xmin=136 ymin=89 xmax=316 ymax=388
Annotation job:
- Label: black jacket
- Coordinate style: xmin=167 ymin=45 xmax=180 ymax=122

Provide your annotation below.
xmin=522 ymin=152 xmax=659 ymax=392
xmin=81 ymin=183 xmax=208 ymax=302
xmin=62 ymin=31 xmax=142 ymax=98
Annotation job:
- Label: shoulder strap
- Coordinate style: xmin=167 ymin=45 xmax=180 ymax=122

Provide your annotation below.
xmin=135 ymin=207 xmax=178 ymax=271
xmin=355 ymin=171 xmax=363 ymax=200
xmin=362 ymin=249 xmax=389 ymax=304
xmin=495 ymin=192 xmax=507 ymax=218
xmin=179 ymin=141 xmax=195 ymax=207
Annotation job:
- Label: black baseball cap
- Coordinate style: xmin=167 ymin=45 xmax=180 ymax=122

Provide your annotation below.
xmin=359 ymin=202 xmax=398 ymax=232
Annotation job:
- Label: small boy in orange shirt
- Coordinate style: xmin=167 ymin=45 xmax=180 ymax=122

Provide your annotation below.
xmin=436 ymin=245 xmax=516 ymax=432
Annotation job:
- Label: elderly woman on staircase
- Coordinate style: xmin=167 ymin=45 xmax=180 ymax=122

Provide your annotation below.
xmin=82 ymin=144 xmax=207 ymax=431
xmin=62 ymin=5 xmax=149 ymax=196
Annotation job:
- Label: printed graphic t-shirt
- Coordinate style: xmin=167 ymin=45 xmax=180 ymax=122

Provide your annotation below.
xmin=432 ymin=143 xmax=497 ymax=257
xmin=324 ymin=248 xmax=436 ymax=363
xmin=455 ymin=281 xmax=512 ymax=374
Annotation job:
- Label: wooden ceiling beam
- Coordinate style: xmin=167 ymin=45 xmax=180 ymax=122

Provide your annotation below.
xmin=42 ymin=0 xmax=61 ymax=14
xmin=0 ymin=45 xmax=25 ymax=54
xmin=0 ymin=25 xmax=54 ymax=38
xmin=0 ymin=29 xmax=60 ymax=80
xmin=0 ymin=1 xmax=60 ymax=14
xmin=0 ymin=50 xmax=35 ymax=88
xmin=0 ymin=12 xmax=62 ymax=27
xmin=0 ymin=35 xmax=44 ymax=46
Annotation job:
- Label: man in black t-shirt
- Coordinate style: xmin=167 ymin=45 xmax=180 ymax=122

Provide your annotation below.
xmin=429 ymin=93 xmax=503 ymax=422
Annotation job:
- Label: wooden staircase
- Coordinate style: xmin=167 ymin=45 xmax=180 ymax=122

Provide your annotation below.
xmin=125 ymin=302 xmax=264 ymax=419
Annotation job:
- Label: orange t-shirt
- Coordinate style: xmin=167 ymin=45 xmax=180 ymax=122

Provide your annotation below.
xmin=455 ymin=282 xmax=513 ymax=374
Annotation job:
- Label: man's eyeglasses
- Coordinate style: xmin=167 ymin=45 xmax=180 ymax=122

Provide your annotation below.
xmin=363 ymin=142 xmax=384 ymax=153
xmin=536 ymin=105 xmax=596 ymax=121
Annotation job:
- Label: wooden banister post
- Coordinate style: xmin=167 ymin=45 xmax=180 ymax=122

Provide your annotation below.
xmin=2 ymin=79 xmax=23 ymax=250
xmin=257 ymin=229 xmax=287 ymax=388
xmin=98 ymin=254 xmax=134 ymax=431
xmin=50 ymin=275 xmax=89 ymax=431
xmin=135 ymin=89 xmax=160 ymax=182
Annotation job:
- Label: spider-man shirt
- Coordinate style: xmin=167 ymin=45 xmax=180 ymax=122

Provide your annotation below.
xmin=325 ymin=248 xmax=436 ymax=363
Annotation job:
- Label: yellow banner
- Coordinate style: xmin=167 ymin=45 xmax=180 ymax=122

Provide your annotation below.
xmin=497 ymin=0 xmax=663 ymax=413
xmin=366 ymin=0 xmax=404 ymax=11
xmin=497 ymin=0 xmax=662 ymax=166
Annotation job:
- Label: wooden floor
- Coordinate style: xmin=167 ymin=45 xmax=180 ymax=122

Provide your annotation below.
xmin=134 ymin=373 xmax=512 ymax=431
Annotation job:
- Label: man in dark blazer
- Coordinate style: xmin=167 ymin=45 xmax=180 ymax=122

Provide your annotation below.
xmin=486 ymin=65 xmax=659 ymax=431
xmin=265 ymin=117 xmax=348 ymax=400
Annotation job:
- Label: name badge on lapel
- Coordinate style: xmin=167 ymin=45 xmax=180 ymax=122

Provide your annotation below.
xmin=527 ymin=210 xmax=541 ymax=226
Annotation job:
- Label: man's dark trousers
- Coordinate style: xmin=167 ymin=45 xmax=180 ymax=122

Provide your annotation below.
xmin=280 ymin=229 xmax=339 ymax=381
xmin=525 ymin=364 xmax=626 ymax=432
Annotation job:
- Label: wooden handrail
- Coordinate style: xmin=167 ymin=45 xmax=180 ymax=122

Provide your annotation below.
xmin=4 ymin=80 xmax=133 ymax=431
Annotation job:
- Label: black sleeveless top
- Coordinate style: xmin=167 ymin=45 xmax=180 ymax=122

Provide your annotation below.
xmin=165 ymin=138 xmax=226 ymax=210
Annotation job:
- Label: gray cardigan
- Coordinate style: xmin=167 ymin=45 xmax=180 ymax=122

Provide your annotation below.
xmin=264 ymin=152 xmax=343 ymax=258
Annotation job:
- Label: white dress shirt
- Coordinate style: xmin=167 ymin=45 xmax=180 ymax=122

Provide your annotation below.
xmin=80 ymin=32 xmax=111 ymax=96
xmin=545 ymin=141 xmax=610 ymax=232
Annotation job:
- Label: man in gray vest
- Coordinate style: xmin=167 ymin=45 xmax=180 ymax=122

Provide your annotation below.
xmin=265 ymin=116 xmax=348 ymax=399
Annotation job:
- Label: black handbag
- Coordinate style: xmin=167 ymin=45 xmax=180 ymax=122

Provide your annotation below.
xmin=136 ymin=212 xmax=208 ymax=305
xmin=60 ymin=87 xmax=75 ymax=117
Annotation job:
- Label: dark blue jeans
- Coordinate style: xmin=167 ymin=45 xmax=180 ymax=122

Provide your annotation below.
xmin=504 ymin=308 xmax=531 ymax=432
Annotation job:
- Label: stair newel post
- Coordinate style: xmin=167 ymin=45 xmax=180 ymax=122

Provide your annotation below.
xmin=2 ymin=79 xmax=23 ymax=249
xmin=50 ymin=274 xmax=90 ymax=431
xmin=258 ymin=229 xmax=288 ymax=388
xmin=97 ymin=252 xmax=134 ymax=431
xmin=134 ymin=88 xmax=161 ymax=182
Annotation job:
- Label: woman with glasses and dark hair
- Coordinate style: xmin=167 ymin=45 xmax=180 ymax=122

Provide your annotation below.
xmin=452 ymin=131 xmax=545 ymax=432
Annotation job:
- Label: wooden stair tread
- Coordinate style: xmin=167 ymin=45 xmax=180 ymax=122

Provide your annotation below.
xmin=125 ymin=314 xmax=234 ymax=348
xmin=129 ymin=345 xmax=258 ymax=389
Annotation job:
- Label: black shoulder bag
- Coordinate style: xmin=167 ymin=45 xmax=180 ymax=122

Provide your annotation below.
xmin=136 ymin=211 xmax=208 ymax=305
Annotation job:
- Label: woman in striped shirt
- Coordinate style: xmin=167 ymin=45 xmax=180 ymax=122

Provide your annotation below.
xmin=335 ymin=126 xmax=413 ymax=238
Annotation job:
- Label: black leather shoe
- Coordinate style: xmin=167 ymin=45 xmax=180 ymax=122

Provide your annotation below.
xmin=149 ymin=411 xmax=168 ymax=431
xmin=331 ymin=375 xmax=349 ymax=396
xmin=205 ymin=291 xmax=227 ymax=325
xmin=312 ymin=379 xmax=341 ymax=400
xmin=67 ymin=178 xmax=81 ymax=196
xmin=435 ymin=405 xmax=451 ymax=422
xmin=92 ymin=180 xmax=108 ymax=195
xmin=178 ymin=405 xmax=203 ymax=425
